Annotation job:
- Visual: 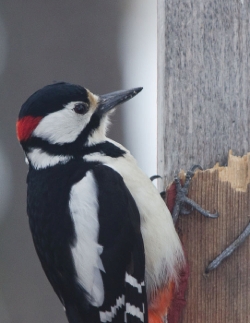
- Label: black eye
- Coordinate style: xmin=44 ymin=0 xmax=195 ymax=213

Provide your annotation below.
xmin=73 ymin=103 xmax=89 ymax=115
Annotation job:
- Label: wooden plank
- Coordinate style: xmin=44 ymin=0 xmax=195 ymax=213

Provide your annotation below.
xmin=158 ymin=1 xmax=250 ymax=321
xmin=176 ymin=151 xmax=250 ymax=323
xmin=158 ymin=0 xmax=250 ymax=187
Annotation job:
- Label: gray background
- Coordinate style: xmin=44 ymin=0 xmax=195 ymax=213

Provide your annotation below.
xmin=0 ymin=2 xmax=126 ymax=322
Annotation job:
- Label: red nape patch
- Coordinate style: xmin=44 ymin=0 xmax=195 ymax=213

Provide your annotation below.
xmin=16 ymin=116 xmax=43 ymax=141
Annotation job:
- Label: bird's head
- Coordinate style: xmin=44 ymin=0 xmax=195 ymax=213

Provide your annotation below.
xmin=16 ymin=82 xmax=142 ymax=164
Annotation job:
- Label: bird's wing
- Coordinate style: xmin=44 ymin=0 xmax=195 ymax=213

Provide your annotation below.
xmin=90 ymin=165 xmax=148 ymax=323
xmin=28 ymin=162 xmax=147 ymax=323
xmin=68 ymin=164 xmax=148 ymax=322
xmin=27 ymin=162 xmax=95 ymax=315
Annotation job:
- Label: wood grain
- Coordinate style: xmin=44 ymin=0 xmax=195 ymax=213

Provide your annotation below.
xmin=176 ymin=151 xmax=250 ymax=323
xmin=158 ymin=0 xmax=250 ymax=187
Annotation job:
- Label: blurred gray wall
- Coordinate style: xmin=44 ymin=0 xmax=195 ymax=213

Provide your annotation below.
xmin=0 ymin=2 xmax=125 ymax=322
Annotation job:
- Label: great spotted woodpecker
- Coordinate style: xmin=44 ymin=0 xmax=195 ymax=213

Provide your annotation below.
xmin=16 ymin=82 xmax=185 ymax=323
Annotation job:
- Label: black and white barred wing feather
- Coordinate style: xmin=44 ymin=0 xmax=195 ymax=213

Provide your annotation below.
xmin=93 ymin=165 xmax=147 ymax=322
xmin=70 ymin=165 xmax=148 ymax=323
xmin=28 ymin=161 xmax=148 ymax=323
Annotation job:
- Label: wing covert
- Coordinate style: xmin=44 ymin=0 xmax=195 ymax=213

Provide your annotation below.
xmin=92 ymin=165 xmax=148 ymax=323
xmin=27 ymin=160 xmax=148 ymax=323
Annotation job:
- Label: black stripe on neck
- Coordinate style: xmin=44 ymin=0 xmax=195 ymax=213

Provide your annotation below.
xmin=23 ymin=139 xmax=126 ymax=159
xmin=21 ymin=113 xmax=126 ymax=158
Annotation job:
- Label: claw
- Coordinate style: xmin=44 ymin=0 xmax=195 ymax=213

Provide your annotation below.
xmin=184 ymin=197 xmax=219 ymax=219
xmin=183 ymin=165 xmax=202 ymax=189
xmin=150 ymin=175 xmax=162 ymax=182
xmin=172 ymin=165 xmax=219 ymax=223
xmin=205 ymin=221 xmax=250 ymax=273
xmin=174 ymin=175 xmax=183 ymax=190
xmin=150 ymin=175 xmax=166 ymax=200
xmin=189 ymin=164 xmax=203 ymax=173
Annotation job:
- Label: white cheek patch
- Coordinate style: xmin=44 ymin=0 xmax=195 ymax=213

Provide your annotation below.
xmin=33 ymin=102 xmax=92 ymax=144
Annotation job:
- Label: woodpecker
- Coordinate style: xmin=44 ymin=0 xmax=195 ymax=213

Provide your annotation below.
xmin=16 ymin=82 xmax=185 ymax=323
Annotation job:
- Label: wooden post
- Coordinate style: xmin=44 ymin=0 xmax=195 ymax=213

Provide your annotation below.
xmin=158 ymin=1 xmax=250 ymax=322
xmin=158 ymin=0 xmax=250 ymax=186
xmin=176 ymin=152 xmax=250 ymax=322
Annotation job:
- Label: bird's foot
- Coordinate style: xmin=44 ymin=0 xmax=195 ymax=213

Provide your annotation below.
xmin=205 ymin=221 xmax=250 ymax=273
xmin=172 ymin=165 xmax=219 ymax=224
xmin=150 ymin=175 xmax=166 ymax=199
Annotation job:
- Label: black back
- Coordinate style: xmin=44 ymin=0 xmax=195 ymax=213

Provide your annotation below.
xmin=27 ymin=155 xmax=148 ymax=323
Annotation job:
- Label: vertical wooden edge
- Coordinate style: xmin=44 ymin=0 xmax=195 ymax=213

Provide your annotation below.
xmin=157 ymin=0 xmax=166 ymax=191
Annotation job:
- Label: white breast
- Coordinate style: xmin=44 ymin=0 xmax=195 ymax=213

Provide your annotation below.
xmin=84 ymin=140 xmax=185 ymax=298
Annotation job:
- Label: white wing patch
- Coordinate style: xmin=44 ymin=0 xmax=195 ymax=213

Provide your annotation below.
xmin=125 ymin=303 xmax=144 ymax=322
xmin=99 ymin=295 xmax=125 ymax=322
xmin=69 ymin=170 xmax=105 ymax=307
xmin=125 ymin=273 xmax=145 ymax=294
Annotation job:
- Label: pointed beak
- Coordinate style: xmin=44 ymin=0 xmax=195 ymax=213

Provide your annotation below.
xmin=96 ymin=87 xmax=143 ymax=116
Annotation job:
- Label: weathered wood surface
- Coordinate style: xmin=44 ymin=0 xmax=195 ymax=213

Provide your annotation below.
xmin=158 ymin=0 xmax=250 ymax=186
xmin=176 ymin=152 xmax=250 ymax=323
xmin=158 ymin=1 xmax=250 ymax=322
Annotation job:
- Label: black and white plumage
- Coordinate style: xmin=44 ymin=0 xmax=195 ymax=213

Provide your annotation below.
xmin=17 ymin=83 xmax=184 ymax=323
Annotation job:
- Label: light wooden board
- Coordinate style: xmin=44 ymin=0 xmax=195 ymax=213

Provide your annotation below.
xmin=158 ymin=0 xmax=250 ymax=187
xmin=158 ymin=1 xmax=250 ymax=321
xmin=176 ymin=152 xmax=250 ymax=323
